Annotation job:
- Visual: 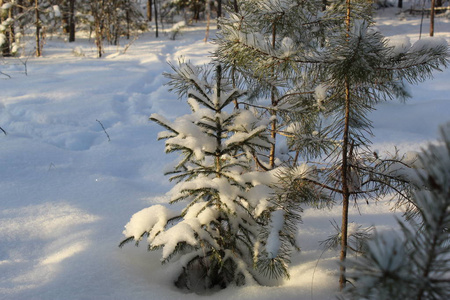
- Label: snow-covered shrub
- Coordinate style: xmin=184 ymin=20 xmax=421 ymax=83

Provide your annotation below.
xmin=121 ymin=61 xmax=309 ymax=291
xmin=342 ymin=122 xmax=450 ymax=299
xmin=169 ymin=21 xmax=186 ymax=40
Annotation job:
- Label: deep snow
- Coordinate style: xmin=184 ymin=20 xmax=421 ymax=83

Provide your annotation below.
xmin=0 ymin=7 xmax=449 ymax=300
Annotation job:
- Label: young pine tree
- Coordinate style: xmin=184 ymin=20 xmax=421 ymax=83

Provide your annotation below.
xmin=121 ymin=61 xmax=284 ymax=291
xmin=342 ymin=122 xmax=450 ymax=300
xmin=216 ymin=0 xmax=449 ymax=289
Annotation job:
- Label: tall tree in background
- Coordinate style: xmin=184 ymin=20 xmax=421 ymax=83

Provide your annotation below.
xmin=61 ymin=0 xmax=75 ymax=41
xmin=0 ymin=0 xmax=13 ymax=56
xmin=90 ymin=0 xmax=105 ymax=57
xmin=147 ymin=0 xmax=152 ymax=21
xmin=430 ymin=0 xmax=435 ymax=36
xmin=154 ymin=0 xmax=158 ymax=37
xmin=34 ymin=0 xmax=41 ymax=56
xmin=68 ymin=0 xmax=75 ymax=42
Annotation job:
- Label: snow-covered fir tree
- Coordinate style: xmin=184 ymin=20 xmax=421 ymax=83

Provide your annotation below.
xmin=342 ymin=122 xmax=450 ymax=300
xmin=121 ymin=61 xmax=312 ymax=290
xmin=216 ymin=0 xmax=449 ymax=289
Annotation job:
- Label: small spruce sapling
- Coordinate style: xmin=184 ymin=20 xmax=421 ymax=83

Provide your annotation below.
xmin=121 ymin=61 xmax=281 ymax=291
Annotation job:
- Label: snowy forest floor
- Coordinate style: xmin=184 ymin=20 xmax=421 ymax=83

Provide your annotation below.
xmin=1 ymin=7 xmax=449 ymax=300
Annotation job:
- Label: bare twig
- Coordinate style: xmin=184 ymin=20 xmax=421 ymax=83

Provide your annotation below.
xmin=0 ymin=71 xmax=11 ymax=79
xmin=96 ymin=119 xmax=111 ymax=142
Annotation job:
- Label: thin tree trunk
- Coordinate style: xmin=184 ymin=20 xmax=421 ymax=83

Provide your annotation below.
xmin=430 ymin=0 xmax=435 ymax=37
xmin=69 ymin=0 xmax=75 ymax=42
xmin=126 ymin=4 xmax=130 ymax=40
xmin=269 ymin=22 xmax=277 ymax=169
xmin=0 ymin=0 xmax=4 ymax=56
xmin=147 ymin=0 xmax=152 ymax=22
xmin=92 ymin=1 xmax=103 ymax=57
xmin=154 ymin=0 xmax=158 ymax=38
xmin=339 ymin=79 xmax=351 ymax=290
xmin=35 ymin=0 xmax=41 ymax=57
xmin=8 ymin=1 xmax=14 ymax=54
xmin=1 ymin=0 xmax=12 ymax=56
xmin=215 ymin=64 xmax=223 ymax=176
xmin=339 ymin=0 xmax=352 ymax=290
xmin=231 ymin=1 xmax=239 ymax=109
xmin=204 ymin=0 xmax=210 ymax=42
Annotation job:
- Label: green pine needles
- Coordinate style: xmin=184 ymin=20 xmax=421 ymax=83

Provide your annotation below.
xmin=120 ymin=61 xmax=310 ymax=291
xmin=342 ymin=122 xmax=450 ymax=300
xmin=216 ymin=0 xmax=449 ymax=291
xmin=121 ymin=0 xmax=449 ymax=294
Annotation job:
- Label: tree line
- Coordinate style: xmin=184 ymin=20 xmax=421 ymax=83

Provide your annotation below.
xmin=0 ymin=0 xmax=236 ymax=57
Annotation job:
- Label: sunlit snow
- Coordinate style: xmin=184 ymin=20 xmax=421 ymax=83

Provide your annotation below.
xmin=0 ymin=4 xmax=449 ymax=300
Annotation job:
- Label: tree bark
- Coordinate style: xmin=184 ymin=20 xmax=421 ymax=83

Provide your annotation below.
xmin=154 ymin=0 xmax=158 ymax=38
xmin=204 ymin=0 xmax=210 ymax=42
xmin=1 ymin=0 xmax=11 ymax=56
xmin=35 ymin=0 xmax=41 ymax=57
xmin=430 ymin=0 xmax=435 ymax=37
xmin=147 ymin=0 xmax=152 ymax=21
xmin=339 ymin=0 xmax=352 ymax=290
xmin=233 ymin=0 xmax=239 ymax=13
xmin=269 ymin=21 xmax=277 ymax=169
xmin=68 ymin=0 xmax=75 ymax=42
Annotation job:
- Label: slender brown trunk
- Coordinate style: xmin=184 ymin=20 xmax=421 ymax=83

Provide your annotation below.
xmin=233 ymin=0 xmax=239 ymax=13
xmin=0 ymin=0 xmax=12 ymax=56
xmin=8 ymin=1 xmax=14 ymax=53
xmin=35 ymin=0 xmax=41 ymax=57
xmin=215 ymin=65 xmax=223 ymax=176
xmin=0 ymin=0 xmax=5 ymax=56
xmin=92 ymin=2 xmax=103 ymax=58
xmin=339 ymin=79 xmax=351 ymax=290
xmin=269 ymin=22 xmax=277 ymax=169
xmin=204 ymin=0 xmax=210 ymax=42
xmin=68 ymin=0 xmax=75 ymax=42
xmin=154 ymin=0 xmax=158 ymax=38
xmin=125 ymin=0 xmax=130 ymax=40
xmin=430 ymin=0 xmax=435 ymax=36
xmin=147 ymin=0 xmax=152 ymax=21
xmin=339 ymin=0 xmax=352 ymax=290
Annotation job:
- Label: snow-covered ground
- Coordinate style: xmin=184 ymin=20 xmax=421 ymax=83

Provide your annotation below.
xmin=0 ymin=7 xmax=449 ymax=300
